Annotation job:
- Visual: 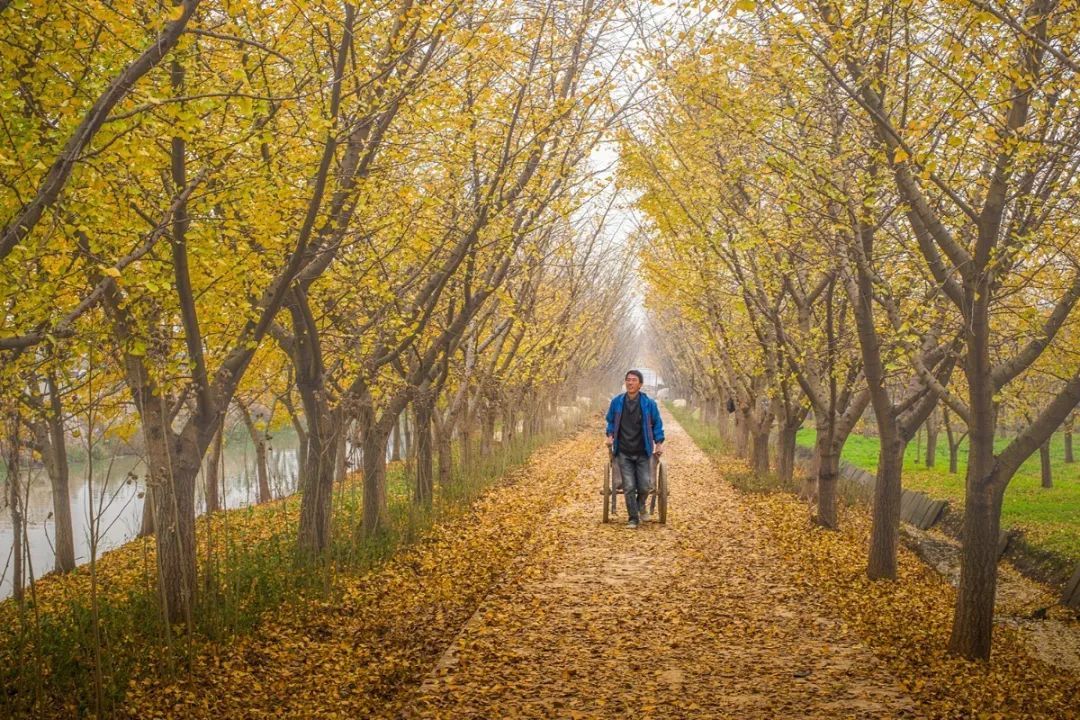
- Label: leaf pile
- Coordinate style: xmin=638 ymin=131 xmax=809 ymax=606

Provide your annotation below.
xmin=395 ymin=417 xmax=1078 ymax=718
xmin=393 ymin=420 xmax=920 ymax=718
xmin=121 ymin=433 xmax=593 ymax=718
xmin=739 ymin=482 xmax=1080 ymax=718
xmin=10 ymin=415 xmax=1077 ymax=718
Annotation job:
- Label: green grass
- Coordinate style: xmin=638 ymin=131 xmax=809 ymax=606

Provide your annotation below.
xmin=795 ymin=428 xmax=1080 ymax=562
xmin=666 ymin=403 xmax=804 ymax=495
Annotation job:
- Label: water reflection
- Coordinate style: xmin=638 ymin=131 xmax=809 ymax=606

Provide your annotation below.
xmin=1 ymin=432 xmax=300 ymax=601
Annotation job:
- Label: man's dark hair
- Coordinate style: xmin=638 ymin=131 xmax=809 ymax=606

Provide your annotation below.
xmin=625 ymin=369 xmax=644 ymax=384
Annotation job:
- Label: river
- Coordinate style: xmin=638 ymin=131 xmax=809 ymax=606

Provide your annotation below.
xmin=1 ymin=429 xmax=305 ymax=600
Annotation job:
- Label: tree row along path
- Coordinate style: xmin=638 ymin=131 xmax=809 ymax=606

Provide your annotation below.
xmin=125 ymin=415 xmax=1078 ymax=719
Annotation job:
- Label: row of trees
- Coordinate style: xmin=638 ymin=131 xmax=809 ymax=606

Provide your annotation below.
xmin=622 ymin=0 xmax=1079 ymax=660
xmin=1 ymin=0 xmax=636 ymax=628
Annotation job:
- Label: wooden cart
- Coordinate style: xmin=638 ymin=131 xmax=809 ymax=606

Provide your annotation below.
xmin=602 ymin=451 xmax=668 ymax=524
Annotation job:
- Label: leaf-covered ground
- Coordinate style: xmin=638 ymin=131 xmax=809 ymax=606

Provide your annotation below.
xmin=125 ymin=416 xmax=1079 ymax=718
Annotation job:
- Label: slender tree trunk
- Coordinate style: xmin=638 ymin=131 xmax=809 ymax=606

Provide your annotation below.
xmin=814 ymin=433 xmax=839 ymax=529
xmin=335 ymin=422 xmax=347 ymax=487
xmin=239 ymin=404 xmax=271 ymax=504
xmin=204 ymin=424 xmax=223 ymax=513
xmin=750 ymin=426 xmax=770 ymax=476
xmin=1040 ymin=440 xmax=1052 ymax=488
xmin=480 ymin=410 xmax=495 ymax=456
xmin=925 ymin=410 xmax=939 ymax=468
xmin=734 ymin=410 xmax=751 ymax=458
xmin=776 ymin=424 xmax=798 ymax=487
xmin=413 ymin=389 xmax=434 ymax=507
xmin=436 ymin=418 xmax=453 ymax=490
xmin=460 ymin=427 xmax=473 ymax=472
xmin=34 ymin=382 xmax=75 ymax=573
xmin=296 ymin=400 xmax=339 ymax=557
xmin=255 ymin=434 xmax=271 ymax=504
xmin=868 ymin=435 xmax=906 ymax=579
xmin=402 ymin=412 xmax=413 ymax=463
xmin=46 ymin=438 xmax=75 ymax=574
xmin=502 ymin=404 xmax=516 ymax=447
xmin=5 ymin=428 xmax=24 ymax=602
xmin=390 ymin=417 xmax=403 ymax=462
xmin=361 ymin=426 xmax=391 ymax=537
xmin=1064 ymin=428 xmax=1074 ymax=464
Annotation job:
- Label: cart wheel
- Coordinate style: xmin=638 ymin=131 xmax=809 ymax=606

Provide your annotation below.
xmin=602 ymin=462 xmax=611 ymax=523
xmin=657 ymin=462 xmax=668 ymax=525
xmin=609 ymin=463 xmax=619 ymax=516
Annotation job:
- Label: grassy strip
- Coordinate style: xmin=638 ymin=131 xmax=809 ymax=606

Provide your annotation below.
xmin=796 ymin=427 xmax=1080 ymax=561
xmin=0 ymin=427 xmax=572 ymax=718
xmin=674 ymin=404 xmax=1080 ymax=718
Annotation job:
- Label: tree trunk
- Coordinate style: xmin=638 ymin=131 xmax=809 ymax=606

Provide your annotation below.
xmin=139 ymin=487 xmax=154 ymax=537
xmin=34 ymin=385 xmax=75 ymax=573
xmin=335 ymin=422 xmax=348 ymax=486
xmin=239 ymin=404 xmax=271 ymax=504
xmin=948 ymin=478 xmax=1004 ymax=660
xmin=460 ymin=427 xmax=473 ymax=473
xmin=5 ymin=432 xmax=24 ymax=602
xmin=296 ymin=401 xmax=339 ymax=557
xmin=142 ymin=404 xmax=201 ymax=626
xmin=949 ymin=321 xmax=999 ymax=660
xmin=361 ymin=421 xmax=392 ymax=537
xmin=949 ymin=443 xmax=959 ymax=474
xmin=1040 ymin=440 xmax=1052 ymax=488
xmin=204 ymin=425 xmax=223 ymax=514
xmin=750 ymin=427 xmax=770 ymax=476
xmin=868 ymin=435 xmax=906 ymax=580
xmin=717 ymin=403 xmax=731 ymax=443
xmin=776 ymin=424 xmax=798 ymax=487
xmin=413 ymin=389 xmax=434 ymax=507
xmin=390 ymin=417 xmax=403 ymax=462
xmin=503 ymin=404 xmax=516 ymax=447
xmin=1065 ymin=428 xmax=1074 ymax=464
xmin=814 ymin=434 xmax=839 ymax=529
xmin=401 ymin=412 xmax=413 ymax=464
xmin=733 ymin=410 xmax=750 ymax=458
xmin=480 ymin=410 xmax=495 ymax=457
xmin=925 ymin=410 xmax=939 ymax=468
xmin=436 ymin=420 xmax=453 ymax=490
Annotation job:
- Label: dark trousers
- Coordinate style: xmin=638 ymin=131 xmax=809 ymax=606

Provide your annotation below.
xmin=617 ymin=452 xmax=652 ymax=522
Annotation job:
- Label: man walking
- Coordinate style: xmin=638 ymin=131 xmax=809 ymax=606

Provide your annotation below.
xmin=605 ymin=370 xmax=665 ymax=528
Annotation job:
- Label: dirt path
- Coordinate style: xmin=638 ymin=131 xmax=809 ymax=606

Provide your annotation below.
xmin=389 ymin=416 xmax=915 ymax=719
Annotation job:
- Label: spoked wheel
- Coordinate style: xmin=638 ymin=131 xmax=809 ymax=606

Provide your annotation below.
xmin=602 ymin=460 xmax=611 ymax=523
xmin=657 ymin=461 xmax=668 ymax=525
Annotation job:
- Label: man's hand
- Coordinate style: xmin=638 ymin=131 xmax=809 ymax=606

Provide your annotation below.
xmin=605 ymin=435 xmax=614 ymax=448
xmin=653 ymin=442 xmax=664 ymax=457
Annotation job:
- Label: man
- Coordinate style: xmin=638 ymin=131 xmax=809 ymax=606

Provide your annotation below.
xmin=605 ymin=369 xmax=665 ymax=528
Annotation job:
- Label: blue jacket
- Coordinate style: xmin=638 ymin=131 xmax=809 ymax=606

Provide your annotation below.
xmin=605 ymin=392 xmax=665 ymax=456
